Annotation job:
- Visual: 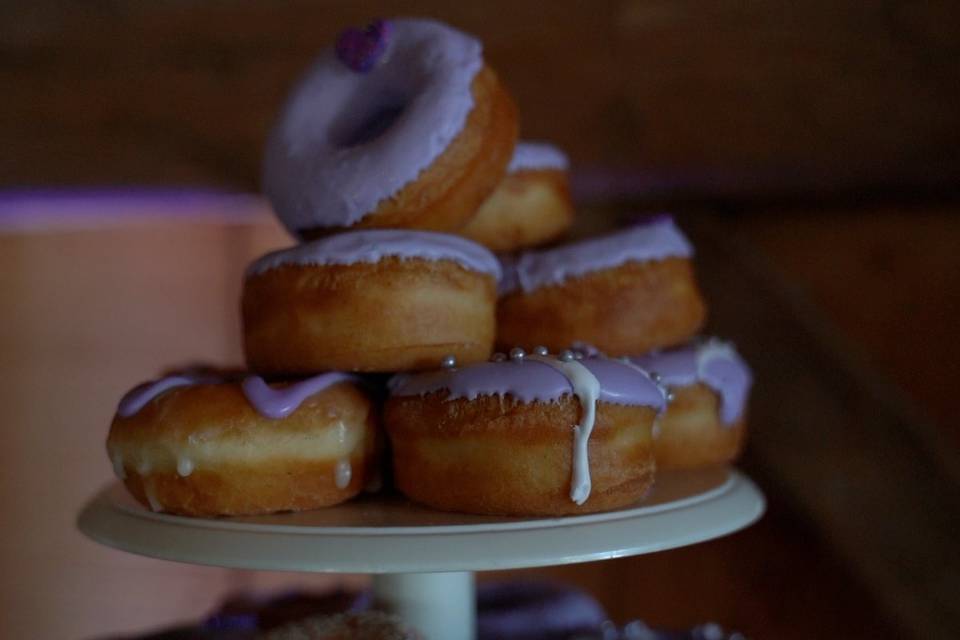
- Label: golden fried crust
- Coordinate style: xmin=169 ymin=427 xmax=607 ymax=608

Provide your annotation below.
xmin=300 ymin=65 xmax=518 ymax=238
xmin=385 ymin=393 xmax=657 ymax=516
xmin=654 ymin=383 xmax=747 ymax=470
xmin=242 ymin=257 xmax=497 ymax=374
xmin=496 ymin=258 xmax=707 ymax=355
xmin=106 ymin=382 xmax=379 ymax=517
xmin=460 ymin=169 xmax=574 ymax=252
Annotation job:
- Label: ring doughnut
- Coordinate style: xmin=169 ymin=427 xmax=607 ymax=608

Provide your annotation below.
xmin=477 ymin=581 xmax=607 ymax=640
xmin=386 ymin=351 xmax=666 ymax=516
xmin=496 ymin=216 xmax=706 ymax=355
xmin=460 ymin=141 xmax=574 ymax=252
xmin=242 ymin=230 xmax=500 ymax=374
xmin=631 ymin=339 xmax=752 ymax=470
xmin=263 ymin=18 xmax=518 ymax=237
xmin=106 ymin=371 xmax=379 ymax=516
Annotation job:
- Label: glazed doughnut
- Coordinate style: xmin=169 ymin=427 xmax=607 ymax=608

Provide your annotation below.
xmin=497 ymin=216 xmax=707 ymax=355
xmin=106 ymin=372 xmax=378 ymax=516
xmin=242 ymin=230 xmax=500 ymax=374
xmin=460 ymin=141 xmax=574 ymax=252
xmin=631 ymin=339 xmax=752 ymax=470
xmin=386 ymin=350 xmax=666 ymax=516
xmin=263 ymin=18 xmax=517 ymax=237
xmin=261 ymin=611 xmax=422 ymax=640
xmin=477 ymin=581 xmax=607 ymax=640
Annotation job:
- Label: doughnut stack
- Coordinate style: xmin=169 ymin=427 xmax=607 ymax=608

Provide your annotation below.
xmin=106 ymin=18 xmax=752 ymax=518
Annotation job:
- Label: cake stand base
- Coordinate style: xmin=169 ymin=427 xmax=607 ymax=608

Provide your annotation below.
xmin=373 ymin=571 xmax=475 ymax=640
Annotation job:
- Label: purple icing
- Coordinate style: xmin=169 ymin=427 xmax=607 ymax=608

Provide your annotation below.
xmin=116 ymin=372 xmax=356 ymax=420
xmin=246 ymin=229 xmax=501 ymax=279
xmin=335 ymin=20 xmax=392 ymax=73
xmin=630 ymin=339 xmax=752 ymax=425
xmin=390 ymin=355 xmax=665 ymax=409
xmin=477 ymin=581 xmax=607 ymax=640
xmin=500 ymin=217 xmax=694 ymax=295
xmin=263 ymin=18 xmax=483 ymax=232
xmin=507 ymin=141 xmax=569 ymax=173
xmin=241 ymin=373 xmax=356 ymax=419
xmin=117 ymin=373 xmax=219 ymax=418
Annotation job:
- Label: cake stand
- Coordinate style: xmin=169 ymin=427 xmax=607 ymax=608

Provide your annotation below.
xmin=78 ymin=466 xmax=764 ymax=640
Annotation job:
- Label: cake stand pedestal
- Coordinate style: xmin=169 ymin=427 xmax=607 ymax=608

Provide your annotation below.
xmin=78 ymin=466 xmax=764 ymax=640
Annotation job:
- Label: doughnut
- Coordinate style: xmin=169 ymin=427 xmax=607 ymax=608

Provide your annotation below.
xmin=242 ymin=230 xmax=500 ymax=374
xmin=261 ymin=611 xmax=422 ymax=640
xmin=477 ymin=581 xmax=607 ymax=640
xmin=497 ymin=216 xmax=707 ymax=355
xmin=262 ymin=18 xmax=518 ymax=237
xmin=631 ymin=339 xmax=752 ymax=470
xmin=386 ymin=349 xmax=667 ymax=516
xmin=460 ymin=141 xmax=574 ymax=252
xmin=106 ymin=371 xmax=379 ymax=517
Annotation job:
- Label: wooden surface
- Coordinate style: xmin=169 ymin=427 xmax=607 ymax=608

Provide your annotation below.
xmin=2 ymin=1 xmax=959 ymax=196
xmin=5 ymin=203 xmax=955 ymax=638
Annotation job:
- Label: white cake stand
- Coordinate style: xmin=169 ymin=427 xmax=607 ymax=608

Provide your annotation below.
xmin=78 ymin=466 xmax=764 ymax=640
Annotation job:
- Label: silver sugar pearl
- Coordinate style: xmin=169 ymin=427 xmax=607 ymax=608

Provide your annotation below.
xmin=491 ymin=352 xmax=507 ymax=362
xmin=573 ymin=351 xmax=584 ymax=360
xmin=440 ymin=354 xmax=457 ymax=369
xmin=533 ymin=345 xmax=549 ymax=356
xmin=558 ymin=350 xmax=575 ymax=362
xmin=666 ymin=391 xmax=676 ymax=403
xmin=650 ymin=372 xmax=663 ymax=383
xmin=509 ymin=347 xmax=526 ymax=361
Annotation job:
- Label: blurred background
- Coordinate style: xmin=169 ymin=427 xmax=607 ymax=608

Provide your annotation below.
xmin=1 ymin=2 xmax=958 ymax=639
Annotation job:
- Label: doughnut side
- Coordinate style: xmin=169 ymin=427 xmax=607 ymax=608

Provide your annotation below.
xmin=496 ymin=257 xmax=707 ymax=355
xmin=385 ymin=393 xmax=656 ymax=516
xmin=654 ymin=382 xmax=747 ymax=470
xmin=460 ymin=169 xmax=574 ymax=252
xmin=300 ymin=65 xmax=517 ymax=237
xmin=242 ymin=257 xmax=496 ymax=373
xmin=106 ymin=382 xmax=379 ymax=516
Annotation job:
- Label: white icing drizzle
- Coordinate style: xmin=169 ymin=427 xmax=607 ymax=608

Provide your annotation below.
xmin=111 ymin=453 xmax=126 ymax=479
xmin=335 ymin=459 xmax=352 ymax=489
xmin=143 ymin=482 xmax=163 ymax=512
xmin=176 ymin=457 xmax=195 ymax=478
xmin=135 ymin=459 xmax=152 ymax=475
xmin=528 ymin=355 xmax=601 ymax=505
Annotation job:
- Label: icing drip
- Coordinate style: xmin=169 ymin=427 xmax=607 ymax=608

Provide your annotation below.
xmin=111 ymin=453 xmax=126 ymax=480
xmin=246 ymin=229 xmax=501 ymax=280
xmin=135 ymin=459 xmax=152 ymax=475
xmin=241 ymin=373 xmax=356 ymax=419
xmin=528 ymin=355 xmax=600 ymax=505
xmin=177 ymin=457 xmax=195 ymax=478
xmin=507 ymin=141 xmax=569 ymax=173
xmin=335 ymin=459 xmax=352 ymax=489
xmin=500 ymin=217 xmax=693 ymax=295
xmin=117 ymin=373 xmax=214 ymax=418
xmin=143 ymin=482 xmax=162 ymax=512
xmin=630 ymin=338 xmax=752 ymax=425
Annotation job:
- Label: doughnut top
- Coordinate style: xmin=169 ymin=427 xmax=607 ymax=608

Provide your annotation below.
xmin=499 ymin=216 xmax=693 ymax=294
xmin=507 ymin=141 xmax=569 ymax=173
xmin=262 ymin=18 xmax=483 ymax=232
xmin=246 ymin=229 xmax=501 ymax=279
xmin=630 ymin=339 xmax=752 ymax=424
xmin=116 ymin=372 xmax=357 ymax=420
xmin=389 ymin=354 xmax=666 ymax=409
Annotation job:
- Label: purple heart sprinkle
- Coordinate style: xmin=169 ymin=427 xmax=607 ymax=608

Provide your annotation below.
xmin=336 ymin=19 xmax=392 ymax=73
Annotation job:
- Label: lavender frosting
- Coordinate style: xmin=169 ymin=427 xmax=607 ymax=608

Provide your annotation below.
xmin=246 ymin=229 xmax=501 ymax=279
xmin=630 ymin=339 xmax=752 ymax=425
xmin=507 ymin=141 xmax=569 ymax=173
xmin=389 ymin=355 xmax=665 ymax=409
xmin=116 ymin=372 xmax=356 ymax=420
xmin=500 ymin=216 xmax=693 ymax=295
xmin=262 ymin=18 xmax=483 ymax=233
